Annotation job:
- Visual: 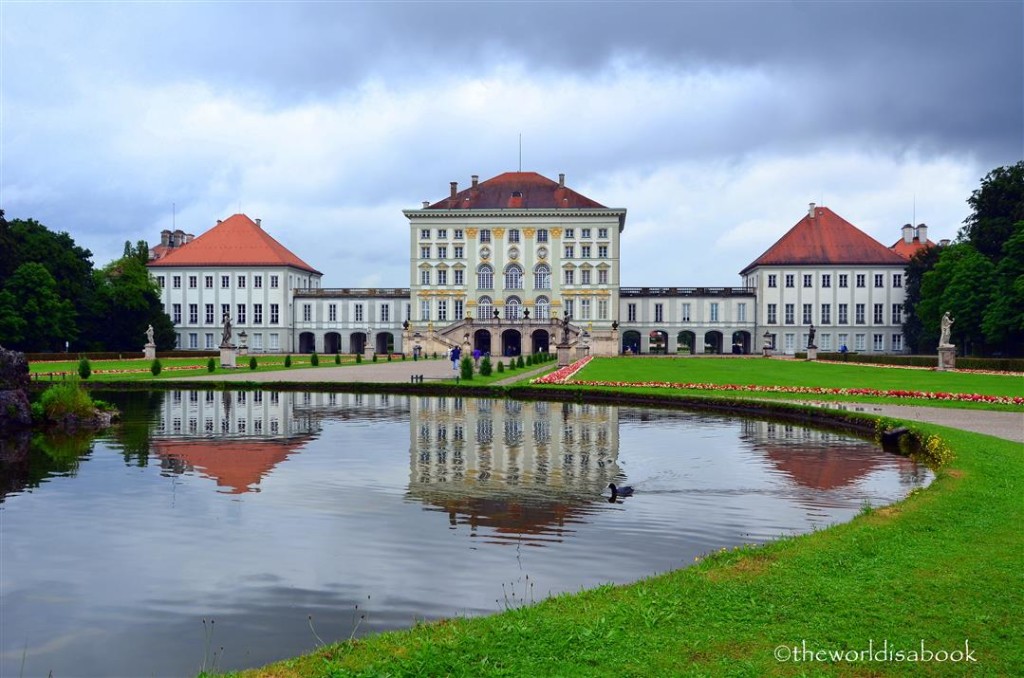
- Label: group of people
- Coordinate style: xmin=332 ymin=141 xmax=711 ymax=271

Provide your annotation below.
xmin=448 ymin=346 xmax=484 ymax=370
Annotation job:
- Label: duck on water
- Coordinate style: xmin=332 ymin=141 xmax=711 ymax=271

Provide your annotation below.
xmin=608 ymin=483 xmax=634 ymax=501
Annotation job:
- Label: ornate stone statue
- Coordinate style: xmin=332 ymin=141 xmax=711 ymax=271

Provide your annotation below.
xmin=939 ymin=311 xmax=955 ymax=347
xmin=145 ymin=324 xmax=154 ymax=345
xmin=807 ymin=323 xmax=816 ymax=349
xmin=560 ymin=311 xmax=572 ymax=345
xmin=221 ymin=312 xmax=233 ymax=346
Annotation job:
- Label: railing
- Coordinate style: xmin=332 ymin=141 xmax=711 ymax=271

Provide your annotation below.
xmin=294 ymin=288 xmax=411 ymax=298
xmin=619 ymin=287 xmax=756 ymax=297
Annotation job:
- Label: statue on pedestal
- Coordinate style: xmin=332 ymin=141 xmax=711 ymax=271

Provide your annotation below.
xmin=939 ymin=311 xmax=955 ymax=348
xmin=145 ymin=324 xmax=154 ymax=346
xmin=221 ymin=312 xmax=233 ymax=346
xmin=807 ymin=323 xmax=817 ymax=349
xmin=560 ymin=310 xmax=572 ymax=345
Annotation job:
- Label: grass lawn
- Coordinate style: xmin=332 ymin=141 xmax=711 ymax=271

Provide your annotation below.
xmin=224 ymin=419 xmax=1023 ymax=677
xmin=29 ymin=355 xmax=366 ymax=382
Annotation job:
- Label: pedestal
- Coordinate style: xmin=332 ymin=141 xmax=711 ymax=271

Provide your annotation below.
xmin=556 ymin=344 xmax=572 ymax=367
xmin=363 ymin=344 xmax=375 ymax=361
xmin=238 ymin=345 xmax=249 ymax=356
xmin=575 ymin=344 xmax=590 ymax=360
xmin=806 ymin=347 xmax=818 ymax=361
xmin=937 ymin=346 xmax=956 ymax=371
xmin=220 ymin=345 xmax=237 ymax=368
xmin=143 ymin=343 xmax=156 ymax=360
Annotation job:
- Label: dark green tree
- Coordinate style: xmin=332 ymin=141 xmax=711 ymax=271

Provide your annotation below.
xmin=0 ymin=210 xmax=15 ymax=282
xmin=959 ymin=162 xmax=1024 ymax=264
xmin=941 ymin=246 xmax=996 ymax=355
xmin=916 ymin=244 xmax=970 ymax=353
xmin=0 ymin=289 xmax=26 ymax=346
xmin=82 ymin=257 xmax=174 ymax=351
xmin=902 ymin=244 xmax=943 ymax=352
xmin=7 ymin=219 xmax=95 ymax=328
xmin=3 ymin=263 xmax=77 ymax=350
xmin=982 ymin=222 xmax=1024 ymax=352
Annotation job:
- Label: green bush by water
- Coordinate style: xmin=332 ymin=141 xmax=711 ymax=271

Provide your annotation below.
xmin=38 ymin=379 xmax=96 ymax=421
xmin=284 ymin=354 xmax=292 ymax=368
xmin=480 ymin=356 xmax=492 ymax=376
xmin=207 ymin=357 xmax=216 ymax=373
xmin=249 ymin=356 xmax=257 ymax=370
xmin=150 ymin=358 xmax=162 ymax=376
xmin=460 ymin=356 xmax=474 ymax=380
xmin=77 ymin=356 xmax=91 ymax=380
xmin=310 ymin=352 xmax=319 ymax=366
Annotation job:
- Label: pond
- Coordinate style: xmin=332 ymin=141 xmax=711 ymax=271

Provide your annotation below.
xmin=1 ymin=390 xmax=931 ymax=677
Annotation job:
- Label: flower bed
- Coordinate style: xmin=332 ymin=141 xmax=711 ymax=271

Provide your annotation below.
xmin=531 ymin=356 xmax=593 ymax=384
xmin=35 ymin=365 xmax=206 ymax=377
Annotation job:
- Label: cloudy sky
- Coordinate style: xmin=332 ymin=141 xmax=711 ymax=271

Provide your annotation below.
xmin=2 ymin=1 xmax=1021 ymax=287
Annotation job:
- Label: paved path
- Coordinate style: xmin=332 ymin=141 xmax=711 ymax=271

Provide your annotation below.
xmin=177 ymin=359 xmax=457 ymax=383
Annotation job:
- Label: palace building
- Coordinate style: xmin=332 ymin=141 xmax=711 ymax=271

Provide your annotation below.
xmin=149 ymin=171 xmax=919 ymax=356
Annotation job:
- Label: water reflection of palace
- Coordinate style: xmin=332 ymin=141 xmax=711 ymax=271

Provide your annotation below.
xmin=406 ymin=398 xmax=621 ymax=542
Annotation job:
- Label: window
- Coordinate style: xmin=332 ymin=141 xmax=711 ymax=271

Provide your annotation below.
xmin=655 ymin=303 xmax=663 ymax=322
xmin=173 ymin=275 xmax=181 ymax=289
xmin=893 ymin=273 xmax=903 ymax=288
xmin=581 ymin=245 xmax=591 ymax=258
xmin=172 ymin=304 xmax=182 ymax=324
xmin=508 ymin=229 xmax=520 ymax=243
xmin=237 ymin=275 xmax=246 ymax=288
xmin=421 ymin=246 xmax=431 ymax=259
xmin=203 ymin=275 xmax=212 ymax=289
xmin=803 ymin=274 xmax=812 ymax=288
xmin=598 ymin=245 xmax=608 ymax=258
xmin=873 ymin=303 xmax=884 ymax=324
xmin=188 ymin=333 xmax=198 ymax=349
xmin=892 ymin=333 xmax=904 ymax=351
xmin=785 ymin=274 xmax=794 ymax=288
xmin=534 ymin=265 xmax=551 ymax=289
xmin=205 ymin=333 xmax=214 ymax=349
xmin=420 ymin=300 xmax=430 ymax=321
xmin=565 ymin=299 xmax=574 ymax=318
xmin=437 ymin=246 xmax=447 ymax=259
xmin=237 ymin=304 xmax=247 ymax=324
xmin=784 ymin=333 xmax=795 ymax=352
xmin=254 ymin=304 xmax=263 ymax=324
xmin=504 ymin=298 xmax=522 ymax=320
xmin=270 ymin=275 xmax=279 ymax=289
xmin=454 ymin=269 xmax=464 ymax=285
xmin=598 ymin=269 xmax=609 ymax=284
xmin=564 ymin=245 xmax=575 ymax=258
xmin=855 ymin=303 xmax=865 ymax=324
xmin=856 ymin=274 xmax=866 ymax=288
xmin=855 ymin=334 xmax=866 ymax=351
xmin=438 ymin=269 xmax=448 ymax=286
xmin=581 ymin=228 xmax=591 ymax=239
xmin=205 ymin=304 xmax=214 ymax=324
xmin=821 ymin=303 xmax=831 ymax=324
xmin=581 ymin=269 xmax=591 ymax=285
xmin=784 ymin=303 xmax=795 ymax=324
xmin=767 ymin=303 xmax=777 ymax=324
xmin=536 ymin=297 xmax=550 ymax=319
xmin=598 ymin=299 xmax=609 ymax=320
xmin=599 ymin=228 xmax=608 ymax=239
xmin=328 ymin=304 xmax=336 ymax=322
xmin=479 ymin=229 xmax=491 ymax=243
xmin=437 ymin=229 xmax=447 ymax=239
xmin=537 ymin=229 xmax=548 ymax=243
xmin=822 ymin=274 xmax=831 ymax=288
xmin=504 ymin=265 xmax=523 ymax=289
xmin=254 ymin=275 xmax=262 ymax=289
xmin=874 ymin=274 xmax=884 ymax=288
xmin=477 ymin=297 xmax=493 ymax=319
xmin=737 ymin=302 xmax=746 ymax=322
xmin=269 ymin=333 xmax=279 ymax=350
xmin=821 ymin=333 xmax=832 ymax=350
xmin=477 ymin=265 xmax=493 ymax=289
xmin=454 ymin=245 xmax=464 ymax=259
xmin=157 ymin=276 xmax=165 ymax=288
xmin=564 ymin=228 xmax=575 ymax=239
xmin=221 ymin=303 xmax=230 ymax=322
xmin=873 ymin=334 xmax=885 ymax=351
xmin=838 ymin=303 xmax=849 ymax=324
xmin=580 ymin=298 xmax=591 ymax=320
xmin=454 ymin=229 xmax=463 ymax=240
xmin=253 ymin=333 xmax=262 ymax=350
xmin=627 ymin=303 xmax=637 ymax=322
xmin=189 ymin=304 xmax=198 ymax=324
xmin=189 ymin=275 xmax=197 ymax=289
xmin=768 ymin=274 xmax=777 ymax=288
xmin=381 ymin=304 xmax=390 ymax=322
xmin=438 ymin=300 xmax=448 ymax=321
xmin=420 ymin=229 xmax=430 ymax=239
xmin=270 ymin=304 xmax=279 ymax=324
xmin=710 ymin=302 xmax=719 ymax=322
xmin=892 ymin=304 xmax=903 ymax=324
xmin=839 ymin=274 xmax=848 ymax=288
xmin=803 ymin=304 xmax=812 ymax=324
xmin=354 ymin=304 xmax=364 ymax=322
xmin=221 ymin=275 xmax=230 ymax=288
xmin=681 ymin=302 xmax=691 ymax=322
xmin=564 ymin=269 xmax=575 ymax=285
xmin=420 ymin=269 xmax=430 ymax=285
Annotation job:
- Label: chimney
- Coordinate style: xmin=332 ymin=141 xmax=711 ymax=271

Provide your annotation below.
xmin=422 ymin=201 xmax=430 ymax=208
xmin=160 ymin=229 xmax=171 ymax=247
xmin=559 ymin=173 xmax=565 ymax=188
xmin=216 ymin=219 xmax=222 ymax=224
xmin=185 ymin=233 xmax=194 ymax=243
xmin=450 ymin=181 xmax=458 ymax=199
xmin=471 ymin=175 xmax=479 ymax=188
xmin=808 ymin=202 xmax=816 ymax=218
xmin=915 ymin=223 xmax=928 ymax=243
xmin=255 ymin=218 xmax=262 ymax=228
xmin=902 ymin=223 xmax=914 ymax=244
xmin=939 ymin=238 xmax=950 ymax=247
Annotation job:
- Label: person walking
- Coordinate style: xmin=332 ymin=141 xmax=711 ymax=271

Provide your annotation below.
xmin=451 ymin=345 xmax=461 ymax=371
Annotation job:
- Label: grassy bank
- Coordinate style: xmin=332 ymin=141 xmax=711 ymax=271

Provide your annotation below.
xmin=221 ymin=416 xmax=1021 ymax=677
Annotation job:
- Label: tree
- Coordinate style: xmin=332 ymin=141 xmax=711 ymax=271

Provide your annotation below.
xmin=902 ymin=243 xmax=943 ymax=353
xmin=982 ymin=222 xmax=1024 ymax=352
xmin=940 ymin=246 xmax=996 ymax=355
xmin=82 ymin=257 xmax=174 ymax=351
xmin=959 ymin=161 xmax=1024 ymax=264
xmin=0 ymin=289 xmax=26 ymax=346
xmin=916 ymin=244 xmax=971 ymax=353
xmin=0 ymin=210 xmax=15 ymax=282
xmin=2 ymin=263 xmax=77 ymax=351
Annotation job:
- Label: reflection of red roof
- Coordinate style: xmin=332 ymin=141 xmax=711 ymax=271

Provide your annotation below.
xmin=426 ymin=172 xmax=607 ymax=210
xmin=890 ymin=236 xmax=935 ymax=260
xmin=759 ymin=444 xmax=881 ymax=490
xmin=153 ymin=439 xmax=306 ymax=494
xmin=419 ymin=495 xmax=597 ymax=545
xmin=147 ymin=214 xmax=321 ymax=274
xmin=740 ymin=206 xmax=906 ymax=275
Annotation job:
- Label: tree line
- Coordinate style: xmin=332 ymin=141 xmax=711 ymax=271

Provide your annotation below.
xmin=903 ymin=162 xmax=1024 ymax=356
xmin=0 ymin=211 xmax=175 ymax=353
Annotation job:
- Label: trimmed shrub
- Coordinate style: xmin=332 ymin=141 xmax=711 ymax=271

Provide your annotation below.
xmin=249 ymin=356 xmax=257 ymax=370
xmin=311 ymin=352 xmax=319 ymax=366
xmin=460 ymin=356 xmax=473 ymax=380
xmin=335 ymin=353 xmax=341 ymax=365
xmin=372 ymin=353 xmax=378 ymax=362
xmin=433 ymin=352 xmax=438 ymax=360
xmin=150 ymin=359 xmax=162 ymax=376
xmin=77 ymin=357 xmax=91 ymax=380
xmin=526 ymin=354 xmax=533 ymax=366
xmin=480 ymin=356 xmax=492 ymax=376
xmin=207 ymin=357 xmax=216 ymax=373
xmin=356 ymin=354 xmax=362 ymax=364
xmin=496 ymin=361 xmax=505 ymax=373
xmin=284 ymin=354 xmax=292 ymax=368
xmin=516 ymin=356 xmax=525 ymax=368
xmin=387 ymin=354 xmax=393 ymax=362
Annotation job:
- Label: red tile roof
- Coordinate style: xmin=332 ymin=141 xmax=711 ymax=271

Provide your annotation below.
xmin=426 ymin=172 xmax=607 ymax=210
xmin=890 ymin=236 xmax=936 ymax=260
xmin=740 ymin=206 xmax=907 ymax=275
xmin=153 ymin=439 xmax=307 ymax=494
xmin=147 ymin=214 xmax=321 ymax=274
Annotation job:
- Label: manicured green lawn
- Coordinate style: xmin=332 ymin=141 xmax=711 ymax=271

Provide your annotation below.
xmin=29 ymin=355 xmax=363 ymax=382
xmin=223 ymin=420 xmax=1023 ymax=677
